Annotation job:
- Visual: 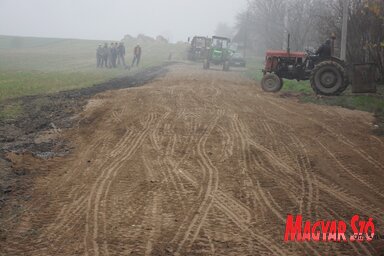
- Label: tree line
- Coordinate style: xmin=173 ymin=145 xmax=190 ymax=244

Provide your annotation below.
xmin=234 ymin=0 xmax=384 ymax=79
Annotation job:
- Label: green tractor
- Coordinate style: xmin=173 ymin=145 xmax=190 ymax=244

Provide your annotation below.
xmin=203 ymin=36 xmax=232 ymax=71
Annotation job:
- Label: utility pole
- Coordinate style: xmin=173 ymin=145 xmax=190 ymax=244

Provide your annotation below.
xmin=282 ymin=2 xmax=289 ymax=50
xmin=340 ymin=0 xmax=349 ymax=60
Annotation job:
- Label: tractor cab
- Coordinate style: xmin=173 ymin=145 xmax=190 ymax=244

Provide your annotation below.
xmin=212 ymin=36 xmax=229 ymax=49
xmin=203 ymin=36 xmax=232 ymax=71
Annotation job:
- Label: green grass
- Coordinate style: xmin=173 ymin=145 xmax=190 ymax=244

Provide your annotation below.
xmin=302 ymin=89 xmax=384 ymax=135
xmin=302 ymin=89 xmax=384 ymax=112
xmin=0 ymin=71 xmax=123 ymax=101
xmin=0 ymin=35 xmax=187 ymax=102
xmin=0 ymin=35 xmax=187 ymax=120
xmin=281 ymin=80 xmax=312 ymax=93
xmin=244 ymin=58 xmax=264 ymax=81
xmin=0 ymin=101 xmax=22 ymax=121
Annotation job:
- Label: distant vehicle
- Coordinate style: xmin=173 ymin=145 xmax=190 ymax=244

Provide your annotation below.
xmin=229 ymin=52 xmax=246 ymax=67
xmin=203 ymin=36 xmax=232 ymax=71
xmin=188 ymin=36 xmax=211 ymax=61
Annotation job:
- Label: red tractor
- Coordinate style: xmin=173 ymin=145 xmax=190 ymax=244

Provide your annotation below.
xmin=261 ymin=46 xmax=349 ymax=96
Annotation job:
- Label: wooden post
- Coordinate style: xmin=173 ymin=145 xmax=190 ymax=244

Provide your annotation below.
xmin=340 ymin=0 xmax=349 ymax=60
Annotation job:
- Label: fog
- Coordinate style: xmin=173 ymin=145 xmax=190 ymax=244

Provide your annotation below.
xmin=0 ymin=0 xmax=246 ymax=42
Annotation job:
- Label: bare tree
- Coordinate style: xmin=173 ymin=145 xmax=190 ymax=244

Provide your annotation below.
xmin=312 ymin=0 xmax=384 ymax=79
xmin=234 ymin=0 xmax=318 ymax=54
xmin=235 ymin=0 xmax=384 ymax=80
xmin=286 ymin=0 xmax=318 ymax=51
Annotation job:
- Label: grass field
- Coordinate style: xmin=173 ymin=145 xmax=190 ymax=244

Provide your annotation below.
xmin=0 ymin=35 xmax=187 ymax=102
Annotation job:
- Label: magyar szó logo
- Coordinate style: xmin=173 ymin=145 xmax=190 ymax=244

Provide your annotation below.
xmin=284 ymin=214 xmax=381 ymax=242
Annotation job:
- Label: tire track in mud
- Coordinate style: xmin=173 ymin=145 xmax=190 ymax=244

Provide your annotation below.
xmin=230 ymin=114 xmax=265 ymax=209
xmin=248 ymin=114 xmax=305 ymax=210
xmin=264 ymin=97 xmax=384 ymax=171
xmin=163 ymin=134 xmax=190 ymax=211
xmin=233 ymin=93 xmax=351 ymax=255
xmin=261 ymin=101 xmax=383 ymax=226
xmin=260 ymin=103 xmax=381 ymax=213
xmin=217 ymin=125 xmax=234 ymax=162
xmin=255 ymin=95 xmax=383 ymax=208
xmin=229 ymin=114 xmax=294 ymax=254
xmin=8 ymin=133 xmax=115 ymax=255
xmin=150 ymin=83 xmax=260 ymax=254
xmin=144 ymin=97 xmax=221 ymax=253
xmin=371 ymin=135 xmax=384 ymax=146
xmin=199 ymin=116 xmax=284 ymax=254
xmin=211 ymin=199 xmax=286 ymax=256
xmin=144 ymin=192 xmax=161 ymax=256
xmin=316 ymin=176 xmax=382 ymax=220
xmin=148 ymin=109 xmax=193 ymax=212
xmin=4 ymin=64 xmax=384 ymax=255
xmin=230 ymin=113 xmax=322 ymax=256
xmin=213 ymin=79 xmax=382 ymax=255
xmin=145 ymin=100 xmax=211 ymax=253
xmin=321 ymin=206 xmax=375 ymax=256
xmin=283 ymin=134 xmax=318 ymax=219
xmin=157 ymin=103 xmax=283 ymax=254
xmin=173 ymin=113 xmax=222 ymax=254
xmin=249 ymin=110 xmax=382 ymax=222
xmin=317 ymin=140 xmax=384 ymax=199
xmin=84 ymin=113 xmax=160 ymax=256
xmin=247 ymin=114 xmax=380 ymax=254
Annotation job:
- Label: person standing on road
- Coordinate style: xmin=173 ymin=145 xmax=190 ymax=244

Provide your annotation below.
xmin=107 ymin=43 xmax=113 ymax=68
xmin=112 ymin=42 xmax=118 ymax=68
xmin=101 ymin=43 xmax=109 ymax=68
xmin=132 ymin=44 xmax=142 ymax=67
xmin=96 ymin=45 xmax=103 ymax=68
xmin=117 ymin=42 xmax=127 ymax=68
xmin=108 ymin=43 xmax=117 ymax=68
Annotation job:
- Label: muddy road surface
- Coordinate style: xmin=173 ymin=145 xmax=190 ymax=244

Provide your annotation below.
xmin=1 ymin=63 xmax=384 ymax=255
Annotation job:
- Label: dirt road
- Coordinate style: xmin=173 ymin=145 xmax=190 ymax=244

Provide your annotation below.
xmin=1 ymin=63 xmax=384 ymax=255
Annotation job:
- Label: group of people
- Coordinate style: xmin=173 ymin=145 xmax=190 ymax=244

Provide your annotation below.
xmin=96 ymin=43 xmax=142 ymax=69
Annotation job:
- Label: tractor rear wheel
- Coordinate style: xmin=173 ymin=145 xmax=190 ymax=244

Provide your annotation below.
xmin=261 ymin=73 xmax=283 ymax=92
xmin=310 ymin=61 xmax=348 ymax=95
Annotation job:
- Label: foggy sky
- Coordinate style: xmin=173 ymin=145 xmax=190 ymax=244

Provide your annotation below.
xmin=0 ymin=0 xmax=246 ymax=42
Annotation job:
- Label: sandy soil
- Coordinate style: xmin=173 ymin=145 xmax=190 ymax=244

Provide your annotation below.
xmin=1 ymin=63 xmax=384 ymax=255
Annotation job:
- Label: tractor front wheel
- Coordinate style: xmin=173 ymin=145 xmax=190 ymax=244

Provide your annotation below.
xmin=310 ymin=61 xmax=348 ymax=95
xmin=261 ymin=73 xmax=283 ymax=92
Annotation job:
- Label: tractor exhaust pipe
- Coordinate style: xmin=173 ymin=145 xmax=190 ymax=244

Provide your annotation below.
xmin=287 ymin=33 xmax=291 ymax=55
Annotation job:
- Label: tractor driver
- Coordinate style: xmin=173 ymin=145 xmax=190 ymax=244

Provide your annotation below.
xmin=316 ymin=39 xmax=332 ymax=58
